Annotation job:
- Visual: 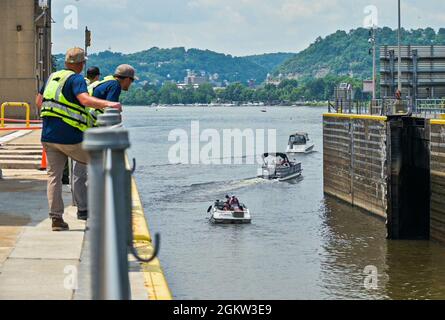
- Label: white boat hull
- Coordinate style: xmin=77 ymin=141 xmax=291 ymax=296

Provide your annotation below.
xmin=286 ymin=143 xmax=315 ymax=154
xmin=209 ymin=208 xmax=251 ymax=224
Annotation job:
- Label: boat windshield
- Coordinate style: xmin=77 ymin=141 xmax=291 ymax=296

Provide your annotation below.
xmin=289 ymin=135 xmax=307 ymax=145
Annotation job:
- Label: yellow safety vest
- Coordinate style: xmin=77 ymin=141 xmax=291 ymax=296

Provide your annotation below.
xmin=87 ymin=76 xmax=118 ymax=126
xmin=40 ymin=70 xmax=92 ymax=132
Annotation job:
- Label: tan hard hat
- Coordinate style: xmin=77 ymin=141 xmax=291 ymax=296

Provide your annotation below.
xmin=114 ymin=64 xmax=139 ymax=80
xmin=65 ymin=47 xmax=87 ymax=64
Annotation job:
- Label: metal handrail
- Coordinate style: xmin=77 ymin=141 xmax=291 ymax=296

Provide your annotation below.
xmin=327 ymin=98 xmax=416 ymax=116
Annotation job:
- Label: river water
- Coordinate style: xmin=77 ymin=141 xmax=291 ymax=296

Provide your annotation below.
xmin=125 ymin=106 xmax=445 ymax=300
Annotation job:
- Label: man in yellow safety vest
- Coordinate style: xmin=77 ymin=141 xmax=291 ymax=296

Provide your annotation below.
xmin=36 ymin=47 xmax=122 ymax=231
xmin=72 ymin=64 xmax=138 ymax=219
xmin=87 ymin=64 xmax=137 ymax=126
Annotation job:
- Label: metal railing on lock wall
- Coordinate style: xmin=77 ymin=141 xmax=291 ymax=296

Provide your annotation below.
xmin=83 ymin=108 xmax=160 ymax=300
xmin=328 ymin=98 xmax=414 ymax=116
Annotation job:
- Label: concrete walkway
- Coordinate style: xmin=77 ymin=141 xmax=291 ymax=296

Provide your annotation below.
xmin=0 ymin=130 xmax=170 ymax=300
xmin=0 ymin=130 xmax=84 ymax=299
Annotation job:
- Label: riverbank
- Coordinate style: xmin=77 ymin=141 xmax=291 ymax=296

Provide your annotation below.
xmin=0 ymin=130 xmax=171 ymax=300
xmin=124 ymin=102 xmax=329 ymax=108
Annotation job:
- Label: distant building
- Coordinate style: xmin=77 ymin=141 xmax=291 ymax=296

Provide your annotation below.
xmin=184 ymin=70 xmax=208 ymax=86
xmin=248 ymin=79 xmax=256 ymax=88
xmin=380 ymin=45 xmax=445 ymax=99
xmin=266 ymin=73 xmax=281 ymax=86
xmin=0 ymin=0 xmax=52 ymax=119
xmin=177 ymin=83 xmax=200 ymax=90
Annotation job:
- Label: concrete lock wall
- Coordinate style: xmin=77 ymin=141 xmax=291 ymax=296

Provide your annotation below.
xmin=324 ymin=114 xmax=445 ymax=244
xmin=323 ymin=114 xmax=388 ymax=219
xmin=0 ymin=0 xmax=51 ymax=119
xmin=430 ymin=120 xmax=445 ymax=244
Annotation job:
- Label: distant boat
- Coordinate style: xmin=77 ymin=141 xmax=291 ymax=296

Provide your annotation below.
xmin=258 ymin=153 xmax=303 ymax=182
xmin=286 ymin=132 xmax=315 ymax=154
xmin=207 ymin=199 xmax=252 ymax=224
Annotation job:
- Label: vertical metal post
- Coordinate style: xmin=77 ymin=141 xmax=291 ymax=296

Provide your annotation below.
xmin=412 ymin=49 xmax=418 ymax=111
xmin=84 ymin=140 xmax=105 ymax=299
xmin=42 ymin=9 xmax=48 ymax=82
xmin=397 ymin=0 xmax=402 ymax=93
xmin=83 ymin=127 xmax=131 ymax=300
xmin=83 ymin=111 xmax=130 ymax=300
xmin=389 ymin=50 xmax=395 ymax=95
xmin=370 ymin=27 xmax=377 ymax=104
xmin=85 ymin=27 xmax=91 ymax=76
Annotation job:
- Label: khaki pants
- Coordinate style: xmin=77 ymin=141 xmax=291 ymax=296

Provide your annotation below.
xmin=42 ymin=142 xmax=89 ymax=218
xmin=73 ymin=161 xmax=88 ymax=212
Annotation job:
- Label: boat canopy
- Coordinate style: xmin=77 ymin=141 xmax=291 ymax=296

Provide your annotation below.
xmin=262 ymin=153 xmax=290 ymax=161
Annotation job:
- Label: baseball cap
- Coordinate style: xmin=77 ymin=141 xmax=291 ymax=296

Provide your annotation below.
xmin=65 ymin=47 xmax=87 ymax=64
xmin=114 ymin=64 xmax=139 ymax=80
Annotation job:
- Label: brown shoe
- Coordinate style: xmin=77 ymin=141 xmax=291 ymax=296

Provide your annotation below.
xmin=52 ymin=217 xmax=69 ymax=232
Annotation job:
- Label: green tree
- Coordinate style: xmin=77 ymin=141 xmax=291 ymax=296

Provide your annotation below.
xmin=194 ymin=83 xmax=215 ymax=103
xmin=159 ymin=82 xmax=181 ymax=104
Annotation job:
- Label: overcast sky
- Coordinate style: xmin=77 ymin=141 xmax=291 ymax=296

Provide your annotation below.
xmin=51 ymin=0 xmax=445 ymax=56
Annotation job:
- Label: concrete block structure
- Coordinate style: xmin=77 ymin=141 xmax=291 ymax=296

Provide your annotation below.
xmin=0 ymin=0 xmax=51 ymax=119
xmin=380 ymin=46 xmax=445 ymax=100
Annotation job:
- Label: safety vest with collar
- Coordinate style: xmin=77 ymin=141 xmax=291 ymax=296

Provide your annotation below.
xmin=87 ymin=75 xmax=119 ymax=126
xmin=40 ymin=70 xmax=92 ymax=132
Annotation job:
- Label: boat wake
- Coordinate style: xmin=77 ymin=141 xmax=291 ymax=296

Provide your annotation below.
xmin=163 ymin=177 xmax=269 ymax=202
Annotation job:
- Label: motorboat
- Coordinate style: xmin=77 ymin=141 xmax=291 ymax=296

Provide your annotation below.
xmin=286 ymin=132 xmax=315 ymax=154
xmin=259 ymin=153 xmax=302 ymax=182
xmin=207 ymin=199 xmax=251 ymax=224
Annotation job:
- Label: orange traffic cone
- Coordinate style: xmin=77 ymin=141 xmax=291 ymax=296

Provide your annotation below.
xmin=39 ymin=149 xmax=47 ymax=171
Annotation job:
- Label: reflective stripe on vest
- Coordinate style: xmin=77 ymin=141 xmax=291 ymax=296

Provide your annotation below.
xmin=40 ymin=70 xmax=92 ymax=132
xmin=41 ymin=101 xmax=88 ymax=125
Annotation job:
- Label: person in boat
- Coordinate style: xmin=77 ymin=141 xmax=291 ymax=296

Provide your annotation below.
xmin=229 ymin=195 xmax=243 ymax=212
xmin=282 ymin=157 xmax=290 ymax=167
xmin=224 ymin=195 xmax=231 ymax=211
xmin=229 ymin=195 xmax=240 ymax=207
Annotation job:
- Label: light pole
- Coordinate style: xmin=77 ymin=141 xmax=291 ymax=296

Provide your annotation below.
xmin=369 ymin=27 xmax=377 ymax=101
xmin=85 ymin=27 xmax=92 ymax=75
xmin=397 ymin=0 xmax=402 ymax=93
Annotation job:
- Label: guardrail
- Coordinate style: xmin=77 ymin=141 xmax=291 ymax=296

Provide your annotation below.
xmin=328 ymin=98 xmax=413 ymax=116
xmin=1 ymin=102 xmax=31 ymax=128
xmin=83 ymin=109 xmax=160 ymax=300
xmin=328 ymin=99 xmax=371 ymax=114
xmin=415 ymin=99 xmax=445 ymax=115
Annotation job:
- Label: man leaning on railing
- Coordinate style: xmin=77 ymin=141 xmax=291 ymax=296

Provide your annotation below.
xmin=35 ymin=47 xmax=122 ymax=232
